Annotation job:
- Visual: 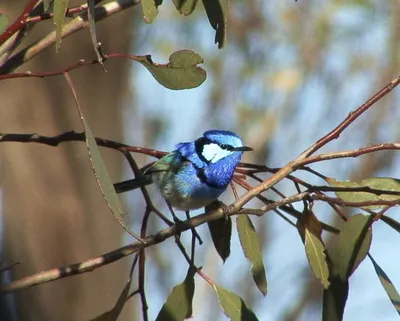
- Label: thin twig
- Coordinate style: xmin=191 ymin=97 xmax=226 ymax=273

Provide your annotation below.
xmin=301 ymin=76 xmax=400 ymax=158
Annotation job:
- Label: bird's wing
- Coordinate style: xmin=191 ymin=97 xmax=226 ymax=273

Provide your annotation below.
xmin=145 ymin=152 xmax=183 ymax=174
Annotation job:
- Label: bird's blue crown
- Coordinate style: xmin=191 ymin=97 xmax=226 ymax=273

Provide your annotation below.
xmin=174 ymin=130 xmax=250 ymax=189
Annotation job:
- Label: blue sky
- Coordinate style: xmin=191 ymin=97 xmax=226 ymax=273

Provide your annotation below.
xmin=120 ymin=2 xmax=400 ymax=320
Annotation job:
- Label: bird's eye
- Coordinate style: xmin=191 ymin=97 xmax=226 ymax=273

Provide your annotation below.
xmin=219 ymin=144 xmax=232 ymax=150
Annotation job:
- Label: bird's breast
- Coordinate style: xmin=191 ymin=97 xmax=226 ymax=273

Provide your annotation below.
xmin=151 ymin=165 xmax=225 ymax=210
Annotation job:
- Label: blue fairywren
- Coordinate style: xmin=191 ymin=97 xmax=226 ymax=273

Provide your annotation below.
xmin=114 ymin=130 xmax=252 ymax=211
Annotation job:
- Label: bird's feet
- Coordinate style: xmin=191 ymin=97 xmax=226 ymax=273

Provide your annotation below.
xmin=206 ymin=200 xmax=230 ymax=221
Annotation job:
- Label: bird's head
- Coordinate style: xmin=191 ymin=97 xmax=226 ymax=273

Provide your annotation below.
xmin=195 ymin=130 xmax=253 ymax=164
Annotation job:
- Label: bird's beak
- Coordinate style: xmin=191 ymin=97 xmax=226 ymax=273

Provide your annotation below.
xmin=234 ymin=146 xmax=253 ymax=152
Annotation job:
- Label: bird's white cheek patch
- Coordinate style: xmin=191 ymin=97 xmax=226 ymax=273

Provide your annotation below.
xmin=202 ymin=143 xmax=233 ymax=163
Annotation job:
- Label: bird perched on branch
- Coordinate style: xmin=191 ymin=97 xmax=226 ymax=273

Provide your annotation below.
xmin=114 ymin=130 xmax=252 ymax=211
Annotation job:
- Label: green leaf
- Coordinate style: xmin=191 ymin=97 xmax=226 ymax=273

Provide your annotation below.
xmin=77 ymin=111 xmax=140 ymax=240
xmin=297 ymin=208 xmax=330 ymax=288
xmin=141 ymin=0 xmax=163 ymax=23
xmin=304 ymin=230 xmax=330 ymax=288
xmin=369 ymin=254 xmax=400 ymax=316
xmin=172 ymin=0 xmax=199 ymax=15
xmin=326 ymin=177 xmax=400 ymax=209
xmin=202 ymin=0 xmax=227 ymax=48
xmin=135 ymin=50 xmax=206 ymax=90
xmin=155 ymin=267 xmax=195 ymax=321
xmin=0 ymin=14 xmax=9 ymax=34
xmin=322 ymin=276 xmax=349 ymax=321
xmin=53 ymin=0 xmax=68 ymax=52
xmin=214 ymin=285 xmax=259 ymax=321
xmin=87 ymin=0 xmax=105 ymax=68
xmin=329 ymin=214 xmax=373 ymax=280
xmin=208 ymin=216 xmax=232 ymax=262
xmin=43 ymin=0 xmax=52 ymax=11
xmin=236 ymin=215 xmax=267 ymax=296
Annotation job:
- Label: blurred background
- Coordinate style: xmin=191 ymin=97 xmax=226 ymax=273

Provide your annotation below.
xmin=1 ymin=0 xmax=400 ymax=320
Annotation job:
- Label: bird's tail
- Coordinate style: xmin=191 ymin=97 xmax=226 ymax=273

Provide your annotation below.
xmin=113 ymin=175 xmax=153 ymax=193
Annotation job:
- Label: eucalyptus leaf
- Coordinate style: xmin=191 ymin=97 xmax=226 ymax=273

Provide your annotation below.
xmin=208 ymin=216 xmax=232 ymax=262
xmin=0 ymin=14 xmax=9 ymax=34
xmin=322 ymin=276 xmax=349 ymax=321
xmin=214 ymin=285 xmax=259 ymax=321
xmin=87 ymin=0 xmax=105 ymax=68
xmin=297 ymin=207 xmax=330 ymax=288
xmin=380 ymin=214 xmax=400 ymax=234
xmin=237 ymin=215 xmax=267 ymax=296
xmin=53 ymin=0 xmax=68 ymax=52
xmin=43 ymin=0 xmax=52 ymax=11
xmin=326 ymin=177 xmax=400 ymax=209
xmin=135 ymin=50 xmax=206 ymax=90
xmin=304 ymin=229 xmax=330 ymax=289
xmin=369 ymin=254 xmax=400 ymax=316
xmin=329 ymin=214 xmax=373 ymax=280
xmin=141 ymin=0 xmax=163 ymax=23
xmin=202 ymin=0 xmax=228 ymax=48
xmin=172 ymin=0 xmax=199 ymax=15
xmin=155 ymin=267 xmax=195 ymax=321
xmin=77 ymin=110 xmax=140 ymax=240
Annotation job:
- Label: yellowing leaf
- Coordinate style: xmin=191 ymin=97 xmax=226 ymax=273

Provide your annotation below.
xmin=237 ymin=215 xmax=267 ymax=296
xmin=297 ymin=208 xmax=329 ymax=288
xmin=326 ymin=177 xmax=400 ymax=209
xmin=53 ymin=0 xmax=68 ymax=52
xmin=304 ymin=229 xmax=330 ymax=289
xmin=214 ymin=285 xmax=259 ymax=321
xmin=0 ymin=14 xmax=9 ymax=34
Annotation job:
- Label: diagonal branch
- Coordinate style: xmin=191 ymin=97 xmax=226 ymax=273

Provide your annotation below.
xmin=0 ymin=0 xmax=141 ymax=74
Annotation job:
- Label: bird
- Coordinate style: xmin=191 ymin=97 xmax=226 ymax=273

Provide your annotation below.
xmin=114 ymin=130 xmax=252 ymax=211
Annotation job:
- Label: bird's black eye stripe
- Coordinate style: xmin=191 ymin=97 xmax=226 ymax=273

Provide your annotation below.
xmin=195 ymin=137 xmax=212 ymax=163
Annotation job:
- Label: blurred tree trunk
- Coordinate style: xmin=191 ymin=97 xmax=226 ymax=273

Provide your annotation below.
xmin=0 ymin=1 xmax=137 ymax=320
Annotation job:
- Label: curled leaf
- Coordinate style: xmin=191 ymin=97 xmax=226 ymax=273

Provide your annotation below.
xmin=135 ymin=50 xmax=206 ymax=90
